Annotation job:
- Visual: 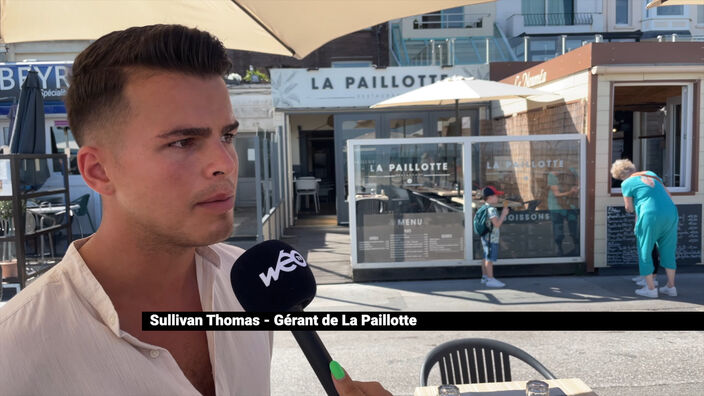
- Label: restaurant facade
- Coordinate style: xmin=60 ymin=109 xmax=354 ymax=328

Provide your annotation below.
xmin=493 ymin=41 xmax=703 ymax=273
xmin=271 ymin=41 xmax=703 ymax=280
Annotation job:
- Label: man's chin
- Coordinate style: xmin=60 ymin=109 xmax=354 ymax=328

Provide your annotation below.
xmin=178 ymin=219 xmax=234 ymax=247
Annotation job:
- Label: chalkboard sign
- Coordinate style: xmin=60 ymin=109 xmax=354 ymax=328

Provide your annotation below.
xmin=607 ymin=204 xmax=702 ymax=266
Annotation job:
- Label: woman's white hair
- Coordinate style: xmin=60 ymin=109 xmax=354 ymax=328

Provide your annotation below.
xmin=611 ymin=159 xmax=636 ymax=180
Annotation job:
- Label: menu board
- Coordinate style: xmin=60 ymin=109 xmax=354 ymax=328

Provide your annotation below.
xmin=606 ymin=204 xmax=701 ymax=266
xmin=356 ymin=212 xmax=464 ymax=263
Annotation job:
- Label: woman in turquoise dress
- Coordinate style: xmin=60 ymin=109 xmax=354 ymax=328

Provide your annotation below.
xmin=611 ymin=159 xmax=678 ymax=298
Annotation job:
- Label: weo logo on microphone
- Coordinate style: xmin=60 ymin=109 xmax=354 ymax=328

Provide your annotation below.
xmin=259 ymin=249 xmax=308 ymax=287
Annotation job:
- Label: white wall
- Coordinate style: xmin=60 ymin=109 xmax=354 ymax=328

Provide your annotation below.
xmin=4 ymin=41 xmax=88 ymax=62
xmin=492 ymin=70 xmax=590 ymax=118
xmin=229 ymin=85 xmax=274 ymax=132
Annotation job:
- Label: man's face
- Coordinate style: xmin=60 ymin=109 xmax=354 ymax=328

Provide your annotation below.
xmin=104 ymin=70 xmax=239 ymax=247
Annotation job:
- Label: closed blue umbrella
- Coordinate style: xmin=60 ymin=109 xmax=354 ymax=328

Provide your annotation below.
xmin=9 ymin=70 xmax=50 ymax=189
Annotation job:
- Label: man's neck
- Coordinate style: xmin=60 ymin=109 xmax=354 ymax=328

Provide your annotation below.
xmin=78 ymin=228 xmax=198 ymax=306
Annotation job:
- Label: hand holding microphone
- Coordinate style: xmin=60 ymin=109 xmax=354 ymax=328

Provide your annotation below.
xmin=230 ymin=240 xmax=390 ymax=396
xmin=330 ymin=361 xmax=392 ymax=396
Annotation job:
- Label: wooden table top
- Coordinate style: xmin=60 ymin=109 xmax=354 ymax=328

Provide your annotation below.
xmin=414 ymin=378 xmax=596 ymax=396
xmin=355 ymin=194 xmax=389 ymax=201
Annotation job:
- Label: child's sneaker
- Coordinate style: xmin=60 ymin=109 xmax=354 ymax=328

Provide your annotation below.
xmin=658 ymin=285 xmax=677 ymax=297
xmin=631 ymin=275 xmax=643 ymax=282
xmin=636 ymin=278 xmax=658 ymax=287
xmin=480 ymin=276 xmax=488 ymax=284
xmin=635 ymin=285 xmax=658 ymax=298
xmin=485 ymin=278 xmax=505 ymax=288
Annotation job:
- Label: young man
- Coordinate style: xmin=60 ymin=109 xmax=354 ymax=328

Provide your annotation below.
xmin=0 ymin=25 xmax=388 ymax=396
xmin=479 ymin=186 xmax=509 ymax=288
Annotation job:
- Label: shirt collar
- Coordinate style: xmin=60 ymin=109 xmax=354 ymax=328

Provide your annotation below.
xmin=63 ymin=239 xmax=221 ymax=337
xmin=196 ymin=245 xmax=221 ymax=269
xmin=62 ymin=237 xmax=121 ymax=335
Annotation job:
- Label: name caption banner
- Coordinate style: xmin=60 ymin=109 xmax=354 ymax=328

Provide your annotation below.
xmin=143 ymin=312 xmax=704 ymax=331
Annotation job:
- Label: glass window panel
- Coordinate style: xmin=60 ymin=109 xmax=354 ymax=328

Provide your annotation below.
xmin=331 ymin=61 xmax=373 ymax=68
xmin=389 ymin=118 xmax=423 ymax=139
xmin=641 ymin=136 xmax=665 ymax=179
xmin=232 ymin=134 xmax=258 ymax=238
xmin=50 ymin=126 xmax=80 ymax=175
xmin=657 ymin=5 xmax=683 ymax=15
xmin=352 ymin=142 xmax=464 ymax=263
xmin=259 ymin=133 xmax=272 ymax=216
xmin=472 ymin=140 xmax=581 ymax=259
xmin=442 ymin=7 xmax=464 ymax=28
xmin=611 ymin=85 xmax=690 ymax=190
xmin=436 ymin=116 xmax=473 ymax=137
xmin=1 ymin=126 xmax=10 ymax=146
xmin=340 ymin=119 xmax=376 ymax=200
xmin=615 ymin=0 xmax=629 ymax=24
xmin=235 ymin=134 xmax=256 ymax=178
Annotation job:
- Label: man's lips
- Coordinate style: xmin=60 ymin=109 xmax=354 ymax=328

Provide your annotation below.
xmin=198 ymin=193 xmax=233 ymax=204
xmin=196 ymin=194 xmax=235 ymax=212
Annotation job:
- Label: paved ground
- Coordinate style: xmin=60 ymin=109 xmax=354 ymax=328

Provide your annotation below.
xmin=232 ymin=220 xmax=354 ymax=284
xmin=311 ymin=273 xmax=704 ymax=311
xmin=260 ymin=221 xmax=704 ymax=395
xmin=270 ymin=274 xmax=704 ymax=395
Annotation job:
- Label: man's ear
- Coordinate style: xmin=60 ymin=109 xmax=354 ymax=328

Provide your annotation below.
xmin=77 ymin=146 xmax=115 ymax=195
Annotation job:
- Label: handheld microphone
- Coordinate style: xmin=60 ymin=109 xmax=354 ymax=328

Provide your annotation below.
xmin=230 ymin=240 xmax=338 ymax=396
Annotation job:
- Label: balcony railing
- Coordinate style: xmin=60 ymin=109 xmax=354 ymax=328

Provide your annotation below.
xmin=412 ymin=13 xmax=491 ymax=30
xmin=522 ymin=12 xmax=593 ymax=27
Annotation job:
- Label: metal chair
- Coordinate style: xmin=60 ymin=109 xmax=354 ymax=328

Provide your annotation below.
xmin=57 ymin=194 xmax=96 ymax=237
xmin=419 ymin=338 xmax=556 ymax=386
xmin=355 ymin=198 xmax=386 ymax=216
xmin=37 ymin=201 xmax=56 ymax=259
xmin=295 ymin=178 xmax=320 ymax=214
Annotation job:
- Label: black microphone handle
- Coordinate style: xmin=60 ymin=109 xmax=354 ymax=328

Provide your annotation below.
xmin=291 ymin=330 xmax=339 ymax=396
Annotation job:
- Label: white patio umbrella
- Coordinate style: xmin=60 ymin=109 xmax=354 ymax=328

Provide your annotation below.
xmin=0 ymin=0 xmax=495 ymax=59
xmin=646 ymin=0 xmax=704 ymax=9
xmin=370 ymin=75 xmax=561 ymax=127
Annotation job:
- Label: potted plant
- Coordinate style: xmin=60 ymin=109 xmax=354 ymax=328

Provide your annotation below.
xmin=243 ymin=65 xmax=270 ymax=83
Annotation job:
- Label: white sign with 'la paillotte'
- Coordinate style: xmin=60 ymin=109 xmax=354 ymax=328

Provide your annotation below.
xmin=270 ymin=65 xmax=488 ymax=109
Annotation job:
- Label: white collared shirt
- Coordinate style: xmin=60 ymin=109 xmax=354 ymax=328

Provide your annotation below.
xmin=0 ymin=238 xmax=272 ymax=395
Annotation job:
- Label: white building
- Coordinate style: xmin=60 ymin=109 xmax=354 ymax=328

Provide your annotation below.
xmin=390 ymin=1 xmax=704 ymax=65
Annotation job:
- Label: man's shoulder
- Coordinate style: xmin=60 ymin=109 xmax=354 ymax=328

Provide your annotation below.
xmin=0 ymin=263 xmax=65 ymax=326
xmin=0 ymin=262 xmax=80 ymax=360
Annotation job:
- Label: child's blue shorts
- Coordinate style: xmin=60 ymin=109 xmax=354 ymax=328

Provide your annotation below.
xmin=480 ymin=234 xmax=499 ymax=262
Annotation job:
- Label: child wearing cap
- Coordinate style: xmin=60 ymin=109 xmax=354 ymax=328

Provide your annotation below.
xmin=480 ymin=186 xmax=509 ymax=288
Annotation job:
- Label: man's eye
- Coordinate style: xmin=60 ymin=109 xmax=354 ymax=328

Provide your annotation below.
xmin=221 ymin=133 xmax=235 ymax=144
xmin=170 ymin=138 xmax=194 ymax=148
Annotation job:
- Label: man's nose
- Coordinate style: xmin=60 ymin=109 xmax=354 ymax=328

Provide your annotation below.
xmin=205 ymin=139 xmax=237 ymax=178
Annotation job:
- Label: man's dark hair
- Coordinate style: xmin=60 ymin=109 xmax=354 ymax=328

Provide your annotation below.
xmin=66 ymin=24 xmax=231 ymax=146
